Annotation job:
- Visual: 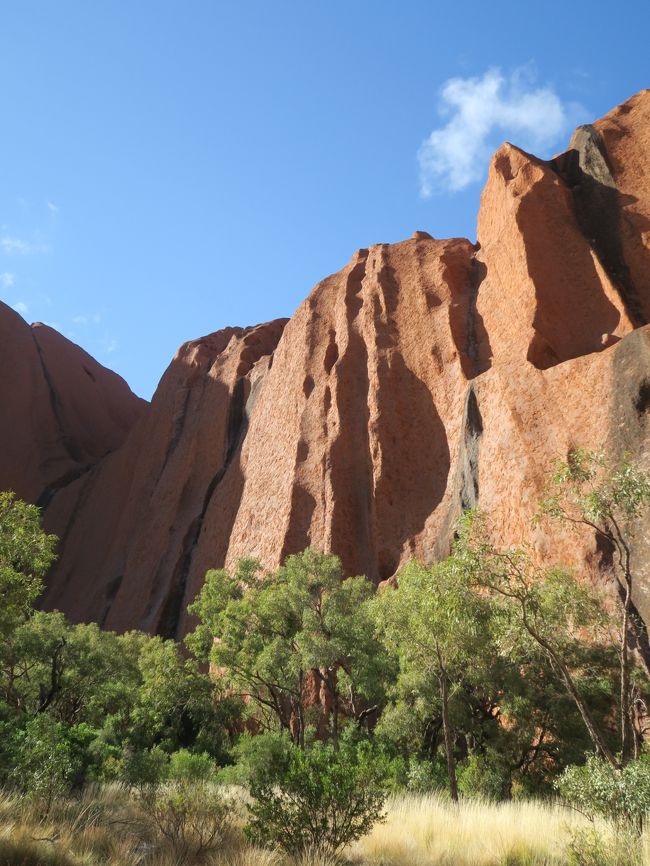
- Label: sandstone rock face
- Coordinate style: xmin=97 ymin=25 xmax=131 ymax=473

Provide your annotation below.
xmin=41 ymin=321 xmax=287 ymax=636
xmin=5 ymin=89 xmax=650 ymax=636
xmin=0 ymin=302 xmax=144 ymax=505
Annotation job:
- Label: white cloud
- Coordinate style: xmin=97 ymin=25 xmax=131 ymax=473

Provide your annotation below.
xmin=0 ymin=235 xmax=50 ymax=255
xmin=12 ymin=301 xmax=28 ymax=314
xmin=72 ymin=315 xmax=89 ymax=325
xmin=0 ymin=272 xmax=14 ymax=290
xmin=418 ymin=67 xmax=587 ymax=195
xmin=47 ymin=201 xmax=59 ymax=214
xmin=104 ymin=338 xmax=118 ymax=354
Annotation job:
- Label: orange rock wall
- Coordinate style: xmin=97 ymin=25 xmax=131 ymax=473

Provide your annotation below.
xmin=3 ymin=90 xmax=650 ymax=637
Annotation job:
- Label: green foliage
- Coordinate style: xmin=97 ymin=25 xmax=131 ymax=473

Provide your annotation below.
xmin=146 ymin=781 xmax=233 ymax=864
xmin=540 ymin=448 xmax=650 ymax=766
xmin=10 ymin=714 xmax=77 ymax=810
xmin=217 ymin=729 xmax=294 ymax=785
xmin=187 ymin=549 xmax=386 ymax=745
xmin=111 ymin=744 xmax=170 ymax=789
xmin=245 ymin=740 xmax=388 ymax=856
xmin=458 ymin=750 xmax=511 ymax=800
xmin=454 ymin=509 xmax=620 ymax=769
xmin=0 ymin=491 xmax=56 ymax=637
xmin=557 ymin=755 xmax=650 ymax=831
xmin=405 ymin=757 xmax=448 ymax=793
xmin=372 ymin=556 xmax=493 ymax=798
xmin=566 ymin=827 xmax=642 ymax=866
xmin=168 ymin=748 xmax=215 ymax=783
xmin=541 ymin=448 xmax=650 ymax=527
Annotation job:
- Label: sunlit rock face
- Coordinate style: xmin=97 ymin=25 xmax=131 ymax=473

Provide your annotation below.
xmin=3 ymin=90 xmax=650 ymax=637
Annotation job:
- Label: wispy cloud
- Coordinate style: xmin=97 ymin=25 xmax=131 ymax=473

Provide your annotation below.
xmin=12 ymin=301 xmax=29 ymax=315
xmin=0 ymin=272 xmax=14 ymax=290
xmin=72 ymin=312 xmax=102 ymax=326
xmin=1 ymin=235 xmax=50 ymax=255
xmin=47 ymin=200 xmax=59 ymax=215
xmin=103 ymin=337 xmax=118 ymax=354
xmin=418 ymin=67 xmax=587 ymax=195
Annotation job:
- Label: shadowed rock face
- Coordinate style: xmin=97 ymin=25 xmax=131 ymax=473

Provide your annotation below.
xmin=3 ymin=89 xmax=650 ymax=636
xmin=40 ymin=320 xmax=288 ymax=638
xmin=0 ymin=302 xmax=145 ymax=505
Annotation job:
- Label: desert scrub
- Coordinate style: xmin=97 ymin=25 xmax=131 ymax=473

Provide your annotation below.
xmin=143 ymin=780 xmax=234 ymax=864
xmin=245 ymin=740 xmax=388 ymax=858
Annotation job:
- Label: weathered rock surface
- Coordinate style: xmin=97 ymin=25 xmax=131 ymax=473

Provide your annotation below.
xmin=40 ymin=321 xmax=287 ymax=636
xmin=0 ymin=302 xmax=144 ymax=505
xmin=4 ymin=89 xmax=650 ymax=636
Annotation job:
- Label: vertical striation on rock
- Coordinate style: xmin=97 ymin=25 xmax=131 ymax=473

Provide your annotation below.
xmin=41 ymin=320 xmax=287 ymax=637
xmin=3 ymin=89 xmax=650 ymax=635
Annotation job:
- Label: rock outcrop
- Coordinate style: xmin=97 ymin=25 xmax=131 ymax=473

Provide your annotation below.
xmin=40 ymin=320 xmax=287 ymax=637
xmin=0 ymin=302 xmax=144 ymax=505
xmin=3 ymin=89 xmax=650 ymax=636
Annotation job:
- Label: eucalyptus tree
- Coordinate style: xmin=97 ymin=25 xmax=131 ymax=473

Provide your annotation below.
xmin=540 ymin=448 xmax=650 ymax=762
xmin=455 ymin=510 xmax=621 ymax=769
xmin=372 ymin=556 xmax=491 ymax=801
xmin=187 ymin=550 xmax=384 ymax=748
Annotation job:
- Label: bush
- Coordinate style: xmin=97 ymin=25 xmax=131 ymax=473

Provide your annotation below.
xmin=458 ymin=751 xmax=511 ymax=800
xmin=245 ymin=741 xmax=388 ymax=857
xmin=11 ymin=715 xmax=77 ymax=812
xmin=168 ymin=748 xmax=215 ymax=783
xmin=148 ymin=781 xmax=233 ymax=864
xmin=115 ymin=744 xmax=169 ymax=790
xmin=217 ymin=730 xmax=294 ymax=785
xmin=566 ymin=827 xmax=641 ymax=866
xmin=406 ymin=757 xmax=448 ymax=793
xmin=557 ymin=755 xmax=650 ymax=831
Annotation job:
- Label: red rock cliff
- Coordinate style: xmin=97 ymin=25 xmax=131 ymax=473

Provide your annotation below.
xmin=0 ymin=302 xmax=145 ymax=505
xmin=4 ymin=89 xmax=650 ymax=637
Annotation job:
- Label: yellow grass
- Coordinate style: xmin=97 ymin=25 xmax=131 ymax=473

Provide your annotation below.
xmin=0 ymin=786 xmax=648 ymax=866
xmin=349 ymin=793 xmax=650 ymax=866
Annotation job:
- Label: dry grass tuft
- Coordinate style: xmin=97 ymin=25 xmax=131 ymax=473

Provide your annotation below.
xmin=1 ymin=787 xmax=649 ymax=866
xmin=349 ymin=793 xmax=609 ymax=866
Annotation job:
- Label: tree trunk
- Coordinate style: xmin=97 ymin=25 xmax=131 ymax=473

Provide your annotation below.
xmin=297 ymin=670 xmax=305 ymax=750
xmin=330 ymin=670 xmax=340 ymax=751
xmin=439 ymin=672 xmax=459 ymax=802
xmin=527 ymin=620 xmax=620 ymax=770
xmin=620 ymin=600 xmax=633 ymax=765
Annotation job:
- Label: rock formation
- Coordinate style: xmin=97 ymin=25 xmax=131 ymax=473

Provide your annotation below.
xmin=2 ymin=89 xmax=650 ymax=637
xmin=0 ymin=302 xmax=144 ymax=505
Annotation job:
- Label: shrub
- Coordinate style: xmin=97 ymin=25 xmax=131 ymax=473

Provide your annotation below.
xmin=217 ymin=730 xmax=294 ymax=785
xmin=245 ymin=741 xmax=388 ymax=857
xmin=566 ymin=826 xmax=642 ymax=866
xmin=116 ymin=744 xmax=169 ymax=790
xmin=11 ymin=715 xmax=77 ymax=812
xmin=168 ymin=748 xmax=215 ymax=783
xmin=556 ymin=755 xmax=650 ymax=831
xmin=406 ymin=757 xmax=448 ymax=793
xmin=458 ymin=751 xmax=511 ymax=800
xmin=148 ymin=781 xmax=232 ymax=864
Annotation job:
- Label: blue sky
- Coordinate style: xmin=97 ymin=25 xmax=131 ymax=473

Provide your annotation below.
xmin=1 ymin=1 xmax=648 ymax=399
